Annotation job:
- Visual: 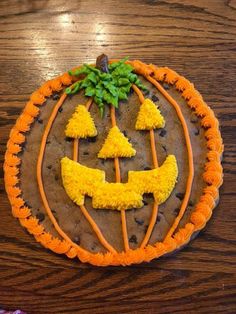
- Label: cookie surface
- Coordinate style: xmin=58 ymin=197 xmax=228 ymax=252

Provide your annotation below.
xmin=4 ymin=58 xmax=223 ymax=266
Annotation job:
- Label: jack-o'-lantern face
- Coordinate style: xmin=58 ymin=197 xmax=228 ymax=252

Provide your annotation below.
xmin=4 ymin=55 xmax=223 ymax=266
xmin=61 ymin=56 xmax=178 ymax=252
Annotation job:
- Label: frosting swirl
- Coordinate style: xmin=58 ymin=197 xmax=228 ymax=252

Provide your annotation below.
xmin=24 ymin=101 xmax=40 ymax=117
xmin=60 ymin=73 xmax=72 ymax=85
xmin=50 ymin=78 xmax=63 ymax=92
xmin=39 ymin=82 xmax=53 ymax=97
xmin=175 ymin=76 xmax=192 ymax=91
xmin=190 ymin=211 xmax=206 ymax=228
xmin=207 ymin=150 xmax=221 ymax=162
xmin=12 ymin=206 xmax=31 ymax=219
xmin=207 ymin=138 xmax=223 ymax=153
xmin=203 ymin=170 xmax=223 ymax=187
xmin=30 ymin=91 xmax=45 ymax=105
xmin=204 ymin=185 xmax=219 ymax=199
xmin=165 ymin=69 xmax=178 ymax=84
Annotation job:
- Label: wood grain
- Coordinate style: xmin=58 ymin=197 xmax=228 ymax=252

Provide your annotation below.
xmin=0 ymin=0 xmax=236 ymax=313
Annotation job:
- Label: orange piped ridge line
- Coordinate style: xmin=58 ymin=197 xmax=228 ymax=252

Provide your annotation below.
xmin=147 ymin=75 xmax=195 ymax=239
xmin=150 ymin=129 xmax=158 ymax=169
xmin=73 ymin=139 xmax=79 ymax=161
xmin=132 ymin=84 xmax=159 ymax=249
xmin=74 ymin=98 xmax=117 ymax=254
xmin=141 ymin=129 xmax=159 ymax=248
xmin=141 ymin=202 xmax=158 ymax=248
xmin=121 ymin=210 xmax=129 ymax=252
xmin=114 ymin=157 xmax=121 ymax=182
xmin=132 ymin=84 xmax=145 ymax=103
xmin=36 ymin=93 xmax=84 ymax=253
xmin=4 ymin=61 xmax=223 ymax=266
xmin=110 ymin=105 xmax=129 ymax=252
xmin=79 ymin=205 xmax=117 ymax=254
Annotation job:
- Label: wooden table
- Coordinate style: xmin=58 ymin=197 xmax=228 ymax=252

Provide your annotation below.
xmin=0 ymin=1 xmax=235 ymax=313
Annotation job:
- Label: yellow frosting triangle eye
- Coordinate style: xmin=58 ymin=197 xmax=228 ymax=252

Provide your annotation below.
xmin=98 ymin=126 xmax=136 ymax=159
xmin=135 ymin=98 xmax=165 ymax=130
xmin=65 ymin=105 xmax=97 ymax=138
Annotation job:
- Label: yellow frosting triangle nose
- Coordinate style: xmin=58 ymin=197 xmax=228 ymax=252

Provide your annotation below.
xmin=65 ymin=105 xmax=97 ymax=138
xmin=135 ymin=98 xmax=165 ymax=130
xmin=98 ymin=126 xmax=136 ymax=159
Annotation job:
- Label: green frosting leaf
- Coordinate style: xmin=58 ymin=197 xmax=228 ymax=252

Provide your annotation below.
xmin=67 ymin=57 xmax=148 ymax=117
xmin=118 ymin=78 xmax=130 ymax=86
xmin=118 ymin=89 xmax=128 ymax=100
xmin=85 ymin=86 xmax=95 ymax=97
xmin=87 ymin=72 xmax=97 ymax=84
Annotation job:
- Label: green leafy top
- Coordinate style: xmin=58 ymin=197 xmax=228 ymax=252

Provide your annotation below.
xmin=65 ymin=57 xmax=148 ymax=117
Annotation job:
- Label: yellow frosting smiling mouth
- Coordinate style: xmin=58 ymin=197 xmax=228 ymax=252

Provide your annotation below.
xmin=61 ymin=155 xmax=178 ymax=210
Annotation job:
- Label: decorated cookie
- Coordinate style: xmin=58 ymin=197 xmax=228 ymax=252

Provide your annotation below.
xmin=4 ymin=55 xmax=223 ymax=266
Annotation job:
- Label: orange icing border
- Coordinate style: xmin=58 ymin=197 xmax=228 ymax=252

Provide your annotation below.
xmin=4 ymin=61 xmax=223 ymax=266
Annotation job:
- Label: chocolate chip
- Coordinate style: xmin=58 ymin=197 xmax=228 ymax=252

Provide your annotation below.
xmin=52 ymin=93 xmax=60 ymax=100
xmin=143 ymin=200 xmax=148 ymax=206
xmin=58 ymin=107 xmax=63 ymax=113
xmin=162 ymin=145 xmax=167 ymax=153
xmin=47 ymin=165 xmax=52 ymax=170
xmin=91 ymin=243 xmax=97 ymax=251
xmin=151 ymin=94 xmax=159 ymax=102
xmin=36 ymin=212 xmax=45 ymax=222
xmin=88 ymin=136 xmax=97 ymax=143
xmin=190 ymin=115 xmax=198 ymax=123
xmin=24 ymin=201 xmax=31 ymax=209
xmin=83 ymin=151 xmax=89 ymax=156
xmin=37 ymin=118 xmax=43 ymax=124
xmin=122 ymin=130 xmax=127 ymax=137
xmin=135 ymin=218 xmax=144 ymax=226
xmin=174 ymin=208 xmax=180 ymax=215
xmin=46 ymin=140 xmax=51 ymax=144
xmin=55 ymin=174 xmax=59 ymax=181
xmin=159 ymin=129 xmax=167 ymax=137
xmin=65 ymin=137 xmax=72 ymax=142
xmin=188 ymin=200 xmax=194 ymax=206
xmin=176 ymin=192 xmax=184 ymax=200
xmin=194 ymin=128 xmax=200 ymax=136
xmin=129 ymin=235 xmax=137 ymax=244
xmin=163 ymin=83 xmax=170 ymax=90
xmin=73 ymin=236 xmax=80 ymax=245
xmin=144 ymin=166 xmax=151 ymax=170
